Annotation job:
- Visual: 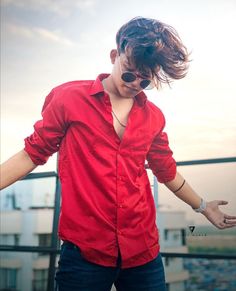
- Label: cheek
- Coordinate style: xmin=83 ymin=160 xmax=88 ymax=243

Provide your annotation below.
xmin=112 ymin=65 xmax=120 ymax=80
xmin=113 ymin=70 xmax=123 ymax=87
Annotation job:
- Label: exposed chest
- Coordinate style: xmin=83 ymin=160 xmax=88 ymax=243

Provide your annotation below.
xmin=111 ymin=101 xmax=134 ymax=140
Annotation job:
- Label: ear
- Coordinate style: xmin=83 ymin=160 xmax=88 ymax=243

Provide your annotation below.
xmin=110 ymin=49 xmax=118 ymax=64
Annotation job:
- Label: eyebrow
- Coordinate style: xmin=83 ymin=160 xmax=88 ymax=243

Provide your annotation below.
xmin=123 ymin=61 xmax=135 ymax=71
xmin=122 ymin=59 xmax=152 ymax=79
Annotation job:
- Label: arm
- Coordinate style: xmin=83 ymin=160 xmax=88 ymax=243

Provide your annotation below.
xmin=165 ymin=171 xmax=202 ymax=209
xmin=1 ymin=87 xmax=69 ymax=190
xmin=0 ymin=149 xmax=37 ymax=190
xmin=165 ymin=171 xmax=236 ymax=229
xmin=146 ymin=119 xmax=236 ymax=230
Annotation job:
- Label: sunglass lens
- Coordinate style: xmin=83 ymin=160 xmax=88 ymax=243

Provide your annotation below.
xmin=140 ymin=79 xmax=151 ymax=89
xmin=121 ymin=72 xmax=136 ymax=83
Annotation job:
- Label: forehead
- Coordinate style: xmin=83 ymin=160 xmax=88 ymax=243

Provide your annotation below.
xmin=119 ymin=53 xmax=134 ymax=69
xmin=119 ymin=53 xmax=152 ymax=77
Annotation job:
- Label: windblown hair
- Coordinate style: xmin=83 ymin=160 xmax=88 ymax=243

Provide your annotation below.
xmin=116 ymin=17 xmax=190 ymax=87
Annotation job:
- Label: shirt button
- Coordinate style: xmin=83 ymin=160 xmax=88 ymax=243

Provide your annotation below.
xmin=118 ymin=204 xmax=123 ymax=208
xmin=117 ymin=230 xmax=123 ymax=235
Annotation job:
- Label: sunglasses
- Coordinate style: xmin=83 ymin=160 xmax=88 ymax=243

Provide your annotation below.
xmin=118 ymin=58 xmax=155 ymax=90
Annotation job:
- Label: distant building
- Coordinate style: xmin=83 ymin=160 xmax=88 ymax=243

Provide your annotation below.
xmin=149 ymin=170 xmax=190 ymax=291
xmin=0 ymin=178 xmax=56 ymax=291
xmin=0 ymin=208 xmax=54 ymax=291
xmin=157 ymin=209 xmax=189 ymax=291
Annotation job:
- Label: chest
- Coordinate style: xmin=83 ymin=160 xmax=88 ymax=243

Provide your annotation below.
xmin=112 ymin=108 xmax=129 ymax=139
xmin=65 ymin=96 xmax=162 ymax=152
xmin=110 ymin=98 xmax=134 ymax=140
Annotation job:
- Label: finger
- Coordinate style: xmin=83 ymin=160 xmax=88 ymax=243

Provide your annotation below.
xmin=224 ymin=219 xmax=236 ymax=225
xmin=217 ymin=200 xmax=228 ymax=205
xmin=224 ymin=214 xmax=236 ymax=219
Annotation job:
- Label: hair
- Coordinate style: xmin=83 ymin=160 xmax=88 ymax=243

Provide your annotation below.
xmin=116 ymin=17 xmax=190 ymax=88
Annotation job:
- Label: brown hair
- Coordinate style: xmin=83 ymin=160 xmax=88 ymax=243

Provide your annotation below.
xmin=116 ymin=17 xmax=190 ymax=87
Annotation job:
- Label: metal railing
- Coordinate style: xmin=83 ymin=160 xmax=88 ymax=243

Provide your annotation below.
xmin=0 ymin=156 xmax=236 ymax=291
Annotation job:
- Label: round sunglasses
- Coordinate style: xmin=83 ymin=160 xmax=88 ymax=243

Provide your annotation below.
xmin=118 ymin=57 xmax=154 ymax=90
xmin=121 ymin=71 xmax=153 ymax=90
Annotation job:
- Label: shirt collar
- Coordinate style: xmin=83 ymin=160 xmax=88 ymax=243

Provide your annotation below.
xmin=89 ymin=73 xmax=147 ymax=107
xmin=89 ymin=74 xmax=109 ymax=96
xmin=135 ymin=90 xmax=147 ymax=107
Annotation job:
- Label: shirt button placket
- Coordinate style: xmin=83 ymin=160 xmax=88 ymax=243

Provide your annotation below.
xmin=116 ymin=150 xmax=124 ymax=240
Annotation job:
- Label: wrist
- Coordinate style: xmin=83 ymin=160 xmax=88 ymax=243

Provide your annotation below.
xmin=192 ymin=198 xmax=207 ymax=213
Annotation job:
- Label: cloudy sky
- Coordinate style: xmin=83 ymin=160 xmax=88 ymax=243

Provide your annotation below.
xmin=1 ymin=0 xmax=236 ymax=223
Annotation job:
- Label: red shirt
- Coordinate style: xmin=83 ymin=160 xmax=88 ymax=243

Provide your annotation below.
xmin=24 ymin=74 xmax=176 ymax=268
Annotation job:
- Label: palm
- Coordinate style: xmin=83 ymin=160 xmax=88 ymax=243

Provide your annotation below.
xmin=202 ymin=200 xmax=236 ymax=229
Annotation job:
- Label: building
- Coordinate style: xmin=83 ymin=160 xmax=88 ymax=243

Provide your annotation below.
xmin=157 ymin=209 xmax=189 ymax=291
xmin=0 ymin=178 xmax=56 ymax=291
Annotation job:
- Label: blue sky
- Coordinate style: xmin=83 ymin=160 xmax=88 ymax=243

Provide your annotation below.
xmin=1 ymin=0 xmax=236 ymax=221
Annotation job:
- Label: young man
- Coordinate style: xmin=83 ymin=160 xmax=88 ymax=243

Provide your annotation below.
xmin=1 ymin=17 xmax=236 ymax=291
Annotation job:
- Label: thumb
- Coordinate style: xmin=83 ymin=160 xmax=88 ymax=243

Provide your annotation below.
xmin=217 ymin=200 xmax=228 ymax=205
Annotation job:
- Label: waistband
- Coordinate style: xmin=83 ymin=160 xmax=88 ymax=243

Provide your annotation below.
xmin=62 ymin=241 xmax=122 ymax=267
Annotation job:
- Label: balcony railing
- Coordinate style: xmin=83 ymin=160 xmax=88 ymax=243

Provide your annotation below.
xmin=0 ymin=156 xmax=236 ymax=291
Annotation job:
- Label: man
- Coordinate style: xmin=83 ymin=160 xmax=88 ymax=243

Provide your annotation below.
xmin=1 ymin=17 xmax=236 ymax=291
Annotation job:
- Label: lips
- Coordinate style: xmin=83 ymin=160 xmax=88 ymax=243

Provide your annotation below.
xmin=124 ymin=84 xmax=138 ymax=93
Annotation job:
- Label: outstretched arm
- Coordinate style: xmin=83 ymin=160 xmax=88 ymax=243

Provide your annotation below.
xmin=0 ymin=149 xmax=37 ymax=190
xmin=165 ymin=171 xmax=236 ymax=229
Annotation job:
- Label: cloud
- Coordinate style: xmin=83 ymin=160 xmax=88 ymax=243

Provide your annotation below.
xmin=6 ymin=23 xmax=74 ymax=46
xmin=34 ymin=27 xmax=74 ymax=46
xmin=1 ymin=0 xmax=96 ymax=17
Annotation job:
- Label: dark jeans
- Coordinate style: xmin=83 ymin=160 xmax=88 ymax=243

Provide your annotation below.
xmin=55 ymin=241 xmax=166 ymax=291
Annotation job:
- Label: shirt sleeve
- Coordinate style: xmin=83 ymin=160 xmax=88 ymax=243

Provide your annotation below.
xmin=24 ymin=88 xmax=69 ymax=165
xmin=146 ymin=130 xmax=177 ymax=183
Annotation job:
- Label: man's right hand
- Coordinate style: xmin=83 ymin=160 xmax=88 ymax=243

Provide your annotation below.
xmin=0 ymin=149 xmax=37 ymax=190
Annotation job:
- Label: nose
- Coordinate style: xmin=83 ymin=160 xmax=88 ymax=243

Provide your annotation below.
xmin=130 ymin=78 xmax=143 ymax=89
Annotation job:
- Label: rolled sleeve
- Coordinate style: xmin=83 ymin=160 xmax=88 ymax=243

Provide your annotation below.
xmin=24 ymin=89 xmax=69 ymax=165
xmin=147 ymin=131 xmax=176 ymax=183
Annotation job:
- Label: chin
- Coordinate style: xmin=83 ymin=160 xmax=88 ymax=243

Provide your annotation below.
xmin=121 ymin=84 xmax=139 ymax=97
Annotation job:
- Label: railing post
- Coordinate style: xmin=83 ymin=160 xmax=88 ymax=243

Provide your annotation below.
xmin=153 ymin=176 xmax=158 ymax=209
xmin=47 ymin=174 xmax=61 ymax=291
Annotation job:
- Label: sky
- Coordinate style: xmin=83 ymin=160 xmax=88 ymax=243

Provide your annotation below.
xmin=1 ymin=0 xmax=236 ymax=224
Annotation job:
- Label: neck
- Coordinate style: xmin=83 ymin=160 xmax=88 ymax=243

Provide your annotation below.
xmin=102 ymin=77 xmax=134 ymax=108
xmin=102 ymin=75 xmax=134 ymax=100
xmin=102 ymin=76 xmax=119 ymax=96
